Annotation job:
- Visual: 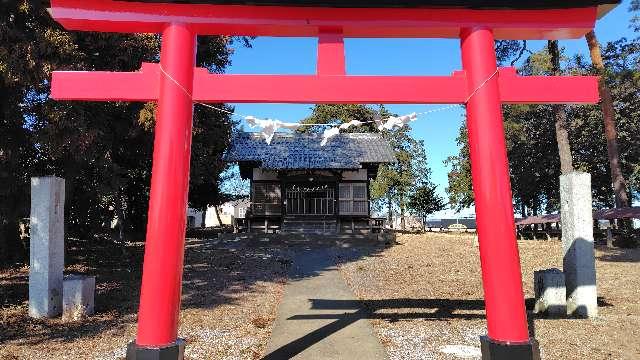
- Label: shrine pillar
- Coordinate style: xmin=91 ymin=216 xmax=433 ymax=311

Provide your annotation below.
xmin=127 ymin=23 xmax=196 ymax=360
xmin=460 ymin=27 xmax=540 ymax=360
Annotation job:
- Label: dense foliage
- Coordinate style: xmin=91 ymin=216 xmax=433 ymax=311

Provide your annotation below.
xmin=0 ymin=2 xmax=241 ymax=264
xmin=446 ymin=21 xmax=640 ymax=217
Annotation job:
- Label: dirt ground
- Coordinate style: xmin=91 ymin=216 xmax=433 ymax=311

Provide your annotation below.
xmin=1 ymin=233 xmax=639 ymax=360
xmin=340 ymin=232 xmax=640 ymax=360
xmin=0 ymin=237 xmax=289 ymax=360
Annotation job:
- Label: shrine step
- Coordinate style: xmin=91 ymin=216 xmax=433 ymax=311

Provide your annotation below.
xmin=282 ymin=216 xmax=337 ymax=233
xmin=216 ymin=232 xmax=395 ymax=247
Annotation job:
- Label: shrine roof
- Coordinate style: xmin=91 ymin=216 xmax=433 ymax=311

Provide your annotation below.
xmin=133 ymin=0 xmax=619 ymax=10
xmin=224 ymin=132 xmax=396 ymax=170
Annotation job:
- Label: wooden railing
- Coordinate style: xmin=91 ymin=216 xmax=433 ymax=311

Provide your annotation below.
xmin=251 ymin=203 xmax=281 ymax=216
xmin=286 ymin=197 xmax=334 ymax=215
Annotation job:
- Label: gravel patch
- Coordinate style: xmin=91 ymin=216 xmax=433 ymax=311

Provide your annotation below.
xmin=340 ymin=232 xmax=640 ymax=360
xmin=0 ymin=237 xmax=288 ymax=359
xmin=439 ymin=345 xmax=481 ymax=359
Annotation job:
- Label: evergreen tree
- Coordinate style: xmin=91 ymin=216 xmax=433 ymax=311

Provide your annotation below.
xmin=446 ymin=33 xmax=640 ymax=246
xmin=408 ymin=184 xmax=445 ymax=231
xmin=0 ymin=1 xmax=242 ymax=263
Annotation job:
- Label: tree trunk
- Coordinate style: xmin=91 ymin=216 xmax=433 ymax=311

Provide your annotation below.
xmin=532 ymin=206 xmax=539 ymax=235
xmin=214 ymin=205 xmax=223 ymax=227
xmin=201 ymin=210 xmax=206 ymax=228
xmin=548 ymin=40 xmax=575 ymax=175
xmin=553 ymin=97 xmax=574 ymax=174
xmin=399 ymin=194 xmax=406 ymax=231
xmin=387 ymin=195 xmax=393 ymax=229
xmin=115 ymin=192 xmax=126 ymax=244
xmin=114 ymin=191 xmax=129 ymax=257
xmin=585 ymin=31 xmax=631 ymax=209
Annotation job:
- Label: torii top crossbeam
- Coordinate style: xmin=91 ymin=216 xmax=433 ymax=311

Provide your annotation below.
xmin=51 ymin=0 xmax=607 ymax=104
xmin=47 ymin=1 xmax=618 ymax=360
xmin=51 ymin=0 xmax=616 ymax=39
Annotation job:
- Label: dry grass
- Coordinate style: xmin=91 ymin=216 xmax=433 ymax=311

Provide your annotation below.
xmin=2 ymin=232 xmax=639 ymax=360
xmin=340 ymin=232 xmax=640 ymax=360
xmin=250 ymin=316 xmax=272 ymax=329
xmin=0 ymin=237 xmax=288 ymax=360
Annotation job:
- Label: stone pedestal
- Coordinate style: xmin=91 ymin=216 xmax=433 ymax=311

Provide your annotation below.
xmin=533 ymin=268 xmax=566 ymax=317
xmin=63 ymin=274 xmax=95 ymax=320
xmin=29 ymin=177 xmax=65 ymax=318
xmin=560 ymin=172 xmax=597 ymax=318
xmin=127 ymin=339 xmax=186 ymax=360
xmin=480 ymin=336 xmax=540 ymax=360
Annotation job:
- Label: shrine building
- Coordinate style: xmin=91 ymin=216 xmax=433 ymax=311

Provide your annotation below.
xmin=224 ymin=132 xmax=395 ymax=233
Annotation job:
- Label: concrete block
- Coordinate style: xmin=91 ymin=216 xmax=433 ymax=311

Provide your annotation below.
xmin=29 ymin=177 xmax=65 ymax=318
xmin=560 ymin=172 xmax=597 ymax=318
xmin=63 ymin=274 xmax=95 ymax=320
xmin=533 ymin=268 xmax=566 ymax=316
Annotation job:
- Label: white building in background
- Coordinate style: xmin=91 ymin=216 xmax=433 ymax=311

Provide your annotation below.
xmin=186 ymin=198 xmax=250 ymax=228
xmin=391 ymin=215 xmax=423 ymax=230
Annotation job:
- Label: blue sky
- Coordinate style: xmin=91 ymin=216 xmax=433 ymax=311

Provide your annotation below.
xmin=224 ymin=1 xmax=637 ymax=216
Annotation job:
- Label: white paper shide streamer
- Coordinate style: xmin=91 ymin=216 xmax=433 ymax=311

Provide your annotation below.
xmin=245 ymin=116 xmax=301 ymax=144
xmin=319 ymin=114 xmax=417 ymax=147
xmin=320 ymin=119 xmax=365 ymax=146
xmin=340 ymin=119 xmax=363 ymax=130
xmin=320 ymin=127 xmax=340 ymax=146
xmin=248 ymin=112 xmax=418 ymax=146
xmin=377 ymin=112 xmax=417 ymax=131
xmin=159 ymin=60 xmax=498 ymax=147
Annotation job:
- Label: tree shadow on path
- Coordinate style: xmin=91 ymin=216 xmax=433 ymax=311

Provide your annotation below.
xmin=262 ymin=297 xmax=488 ymax=360
xmin=0 ymin=234 xmax=390 ymax=347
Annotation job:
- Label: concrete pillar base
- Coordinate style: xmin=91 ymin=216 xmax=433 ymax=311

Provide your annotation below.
xmin=62 ymin=274 xmax=95 ymax=321
xmin=126 ymin=339 xmax=185 ymax=360
xmin=480 ymin=336 xmax=541 ymax=360
xmin=533 ymin=268 xmax=566 ymax=317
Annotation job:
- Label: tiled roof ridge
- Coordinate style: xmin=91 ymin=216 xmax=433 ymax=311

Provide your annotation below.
xmin=236 ymin=131 xmax=382 ymax=138
xmin=225 ymin=130 xmax=396 ymax=170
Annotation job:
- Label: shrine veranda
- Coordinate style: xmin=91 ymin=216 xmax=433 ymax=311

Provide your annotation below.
xmin=47 ymin=1 xmax=619 ymax=359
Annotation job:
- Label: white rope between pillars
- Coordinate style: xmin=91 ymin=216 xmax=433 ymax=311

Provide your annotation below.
xmin=158 ymin=65 xmax=501 ymax=146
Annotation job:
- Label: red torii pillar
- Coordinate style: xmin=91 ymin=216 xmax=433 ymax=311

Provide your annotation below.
xmin=47 ymin=1 xmax=610 ymax=359
xmin=135 ymin=23 xmax=196 ymax=351
xmin=461 ymin=27 xmax=534 ymax=354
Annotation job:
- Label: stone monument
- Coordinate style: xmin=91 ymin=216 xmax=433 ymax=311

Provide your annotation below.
xmin=560 ymin=172 xmax=597 ymax=318
xmin=29 ymin=176 xmax=65 ymax=318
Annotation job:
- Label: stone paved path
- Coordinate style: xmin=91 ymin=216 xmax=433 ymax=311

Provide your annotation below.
xmin=262 ymin=249 xmax=388 ymax=360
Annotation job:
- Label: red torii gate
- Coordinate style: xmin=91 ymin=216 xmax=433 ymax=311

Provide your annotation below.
xmin=48 ymin=1 xmax=617 ymax=359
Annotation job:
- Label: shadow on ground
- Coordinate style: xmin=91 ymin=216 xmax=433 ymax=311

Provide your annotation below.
xmin=0 ymin=233 xmax=390 ymax=347
xmin=263 ymin=294 xmax=619 ymax=360
xmin=596 ymin=246 xmax=640 ymax=263
xmin=262 ymin=297 xmax=488 ymax=360
xmin=2 ymin=233 xmax=626 ymax=354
